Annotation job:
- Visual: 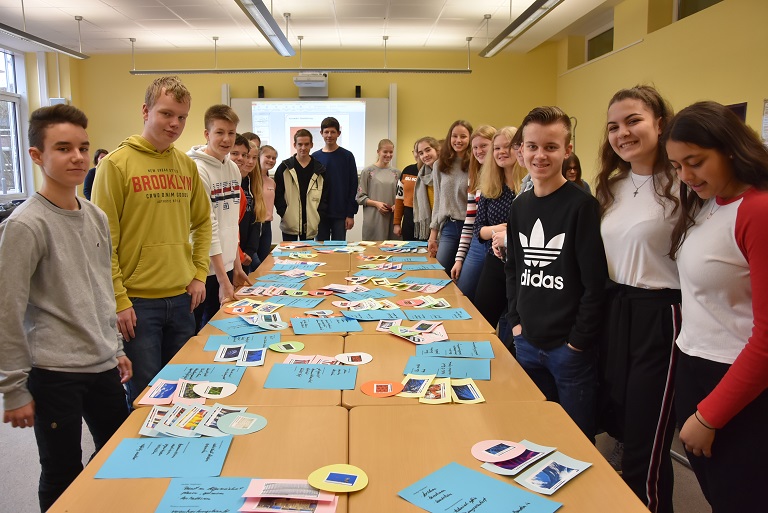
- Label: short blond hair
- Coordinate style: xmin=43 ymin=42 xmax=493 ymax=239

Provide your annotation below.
xmin=144 ymin=76 xmax=190 ymax=110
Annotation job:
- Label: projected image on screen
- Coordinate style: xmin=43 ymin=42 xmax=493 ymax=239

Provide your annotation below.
xmin=251 ymin=101 xmax=366 ymax=169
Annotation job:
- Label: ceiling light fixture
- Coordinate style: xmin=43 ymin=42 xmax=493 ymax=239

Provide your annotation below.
xmin=233 ymin=0 xmax=295 ymax=57
xmin=0 ymin=14 xmax=89 ymax=60
xmin=480 ymin=0 xmax=564 ymax=58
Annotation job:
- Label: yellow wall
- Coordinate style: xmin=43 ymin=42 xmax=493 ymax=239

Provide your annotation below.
xmin=556 ymin=0 xmax=767 ymax=183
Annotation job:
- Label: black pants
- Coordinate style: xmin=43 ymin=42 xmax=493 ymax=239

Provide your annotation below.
xmin=194 ymin=270 xmax=234 ymax=332
xmin=402 ymin=207 xmax=416 ymax=241
xmin=317 ymin=217 xmax=346 ymax=241
xmin=598 ymin=283 xmax=681 ymax=513
xmin=27 ymin=367 xmax=128 ymax=512
xmin=675 ymin=352 xmax=768 ymax=513
xmin=473 ymin=251 xmax=506 ymax=329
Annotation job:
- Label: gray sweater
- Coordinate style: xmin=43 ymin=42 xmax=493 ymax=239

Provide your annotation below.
xmin=0 ymin=194 xmax=124 ymax=411
xmin=430 ymin=157 xmax=469 ymax=231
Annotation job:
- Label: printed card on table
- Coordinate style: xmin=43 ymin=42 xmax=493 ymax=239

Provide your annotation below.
xmin=342 ymin=309 xmax=407 ymax=321
xmin=291 ymin=316 xmax=364 ymax=335
xmin=155 ymin=477 xmax=251 ymax=513
xmin=336 ymin=288 xmax=396 ymax=302
xmin=403 ymin=356 xmax=491 ymax=380
xmin=397 ymin=373 xmax=435 ymax=398
xmin=203 ymin=333 xmax=280 ymax=352
xmin=139 ymin=405 xmax=172 ymax=436
xmin=262 ymin=296 xmax=325 ymax=309
xmin=418 ymin=377 xmax=452 ymax=405
xmin=263 ymin=364 xmax=358 ymax=390
xmin=401 ymin=263 xmax=446 ymax=270
xmin=416 ymin=341 xmax=495 ymax=359
xmin=139 ymin=379 xmax=178 ymax=405
xmin=514 ymin=452 xmax=592 ymax=495
xmin=404 ymin=308 xmax=472 ymax=321
xmin=481 ymin=440 xmax=557 ymax=476
xmin=354 ymin=269 xmax=406 ymax=279
xmin=450 ymin=378 xmax=485 ymax=404
xmin=195 ymin=403 xmax=248 ymax=437
xmin=95 ymin=436 xmax=233 ymax=479
xmin=387 ymin=256 xmax=428 ymax=262
xmin=397 ymin=462 xmax=561 ymax=513
xmin=400 ymin=276 xmax=452 ymax=287
xmin=149 ymin=364 xmax=246 ymax=387
xmin=209 ymin=318 xmax=266 ymax=337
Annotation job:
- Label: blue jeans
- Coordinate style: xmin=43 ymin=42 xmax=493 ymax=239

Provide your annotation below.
xmin=436 ymin=220 xmax=463 ymax=273
xmin=317 ymin=217 xmax=347 ymax=241
xmin=515 ymin=335 xmax=597 ymax=441
xmin=124 ymin=294 xmax=195 ymax=405
xmin=28 ymin=367 xmax=128 ymax=511
xmin=456 ymin=236 xmax=487 ymax=301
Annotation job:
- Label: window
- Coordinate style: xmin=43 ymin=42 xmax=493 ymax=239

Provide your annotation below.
xmin=677 ymin=0 xmax=722 ymax=20
xmin=587 ymin=27 xmax=614 ymax=61
xmin=0 ymin=48 xmax=26 ymax=199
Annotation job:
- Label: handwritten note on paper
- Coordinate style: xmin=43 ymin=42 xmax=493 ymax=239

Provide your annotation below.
xmin=342 ymin=310 xmax=407 ymax=321
xmin=397 ymin=462 xmax=560 ymax=513
xmin=337 ymin=288 xmax=396 ymax=301
xmin=263 ymin=364 xmax=358 ymax=390
xmin=208 ymin=318 xmax=266 ymax=337
xmin=264 ymin=296 xmax=325 ymax=308
xmin=354 ymin=269 xmax=406 ymax=279
xmin=95 ymin=436 xmax=233 ymax=479
xmin=400 ymin=277 xmax=452 ymax=287
xmin=149 ymin=364 xmax=246 ymax=386
xmin=203 ymin=334 xmax=280 ymax=352
xmin=405 ymin=308 xmax=472 ymax=321
xmin=155 ymin=477 xmax=251 ymax=513
xmin=291 ymin=316 xmax=363 ymax=335
xmin=403 ymin=356 xmax=491 ymax=380
xmin=271 ymin=263 xmax=320 ymax=271
xmin=416 ymin=341 xmax=495 ymax=359
xmin=402 ymin=263 xmax=446 ymax=271
xmin=387 ymin=256 xmax=429 ymax=262
xmin=257 ymin=274 xmax=310 ymax=284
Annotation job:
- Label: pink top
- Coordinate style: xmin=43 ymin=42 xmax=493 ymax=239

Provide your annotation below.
xmin=262 ymin=174 xmax=276 ymax=222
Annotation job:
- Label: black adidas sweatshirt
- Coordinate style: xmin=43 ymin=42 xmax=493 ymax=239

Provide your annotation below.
xmin=504 ymin=181 xmax=607 ymax=350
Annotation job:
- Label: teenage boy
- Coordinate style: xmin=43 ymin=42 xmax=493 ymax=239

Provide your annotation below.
xmin=188 ymin=105 xmax=251 ymax=330
xmin=92 ymin=76 xmax=212 ymax=405
xmin=0 ymin=105 xmax=131 ymax=512
xmin=312 ymin=117 xmax=358 ymax=240
xmin=274 ymin=129 xmax=330 ymax=241
xmin=504 ymin=106 xmax=607 ymax=440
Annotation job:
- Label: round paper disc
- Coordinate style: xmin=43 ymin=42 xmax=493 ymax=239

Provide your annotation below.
xmin=269 ymin=341 xmax=305 ymax=353
xmin=223 ymin=305 xmax=253 ymax=315
xmin=256 ymin=320 xmax=289 ymax=331
xmin=307 ymin=464 xmax=368 ymax=493
xmin=216 ymin=412 xmax=267 ymax=435
xmin=360 ymin=380 xmax=404 ymax=397
xmin=192 ymin=382 xmax=237 ymax=399
xmin=471 ymin=440 xmax=525 ymax=462
xmin=335 ymin=352 xmax=373 ymax=365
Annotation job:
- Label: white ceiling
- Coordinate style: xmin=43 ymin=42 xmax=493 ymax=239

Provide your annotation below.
xmin=0 ymin=0 xmax=618 ymax=56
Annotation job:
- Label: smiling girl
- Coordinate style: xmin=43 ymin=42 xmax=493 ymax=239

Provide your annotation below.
xmin=356 ymin=139 xmax=399 ymax=240
xmin=666 ymin=101 xmax=768 ymax=513
xmin=412 ymin=136 xmax=440 ymax=241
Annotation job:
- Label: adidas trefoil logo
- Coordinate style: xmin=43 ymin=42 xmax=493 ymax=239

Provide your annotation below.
xmin=519 ymin=219 xmax=565 ymax=268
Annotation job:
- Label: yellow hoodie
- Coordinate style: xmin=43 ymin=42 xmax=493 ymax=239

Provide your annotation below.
xmin=92 ymin=135 xmax=212 ymax=312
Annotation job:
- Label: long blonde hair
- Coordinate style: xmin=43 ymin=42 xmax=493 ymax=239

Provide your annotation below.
xmin=247 ymin=141 xmax=267 ymax=222
xmin=468 ymin=125 xmax=497 ymax=193
xmin=479 ymin=127 xmax=525 ymax=198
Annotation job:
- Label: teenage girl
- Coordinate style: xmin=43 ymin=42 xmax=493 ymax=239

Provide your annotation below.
xmin=473 ymin=127 xmax=526 ymax=332
xmin=429 ymin=120 xmax=473 ymax=270
xmin=452 ymin=125 xmax=496 ymax=301
xmin=394 ymin=141 xmax=422 ymax=241
xmin=412 ymin=137 xmax=440 ymax=241
xmin=562 ymin=154 xmax=591 ymax=193
xmin=666 ymin=101 xmax=768 ymax=513
xmin=596 ymin=85 xmax=680 ymax=513
xmin=356 ymin=139 xmax=399 ymax=240
xmin=233 ymin=136 xmax=266 ymax=272
xmin=257 ymin=145 xmax=278 ymax=263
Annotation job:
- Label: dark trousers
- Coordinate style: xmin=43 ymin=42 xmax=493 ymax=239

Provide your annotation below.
xmin=317 ymin=216 xmax=347 ymax=241
xmin=256 ymin=222 xmax=273 ymax=263
xmin=282 ymin=232 xmax=303 ymax=242
xmin=194 ymin=270 xmax=233 ymax=332
xmin=401 ymin=207 xmax=416 ymax=241
xmin=598 ymin=283 xmax=681 ymax=513
xmin=473 ymin=252 xmax=507 ymax=329
xmin=27 ymin=367 xmax=129 ymax=512
xmin=675 ymin=352 xmax=768 ymax=513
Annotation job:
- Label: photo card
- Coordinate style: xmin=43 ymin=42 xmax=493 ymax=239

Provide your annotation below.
xmin=514 ymin=452 xmax=592 ymax=495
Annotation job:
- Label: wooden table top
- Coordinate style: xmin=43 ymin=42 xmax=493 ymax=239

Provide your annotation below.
xmin=341 ymin=333 xmax=544 ymax=407
xmin=348 ymin=403 xmax=648 ymax=513
xmin=49 ymin=406 xmax=349 ymax=513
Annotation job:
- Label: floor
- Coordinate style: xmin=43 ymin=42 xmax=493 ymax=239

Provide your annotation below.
xmin=0 ymin=415 xmax=711 ymax=513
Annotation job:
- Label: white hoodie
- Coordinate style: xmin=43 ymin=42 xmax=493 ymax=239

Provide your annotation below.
xmin=187 ymin=145 xmax=242 ymax=275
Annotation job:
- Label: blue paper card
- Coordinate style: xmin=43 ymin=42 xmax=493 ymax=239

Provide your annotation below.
xmin=264 ymin=364 xmax=358 ymax=390
xmin=403 ymin=241 xmax=429 ymax=247
xmin=271 ymin=263 xmax=320 ymax=271
xmin=337 ymin=288 xmax=396 ymax=301
xmin=416 ymin=341 xmax=495 ymax=359
xmin=354 ymin=269 xmax=406 ymax=279
xmin=322 ymin=240 xmax=349 ymax=246
xmin=95 ymin=437 xmax=233 ymax=479
xmin=257 ymin=274 xmax=310 ymax=284
xmin=398 ymin=462 xmax=561 ymax=513
xmin=149 ymin=364 xmax=246 ymax=386
xmin=387 ymin=256 xmax=429 ymax=262
xmin=291 ymin=316 xmax=364 ymax=334
xmin=250 ymin=281 xmax=305 ymax=290
xmin=402 ymin=263 xmax=446 ymax=270
xmin=404 ymin=308 xmax=472 ymax=321
xmin=264 ymin=296 xmax=325 ymax=308
xmin=342 ymin=309 xmax=407 ymax=321
xmin=400 ymin=277 xmax=452 ymax=286
xmin=202 ymin=333 xmax=279 ymax=351
xmin=209 ymin=318 xmax=265 ymax=337
xmin=403 ymin=356 xmax=491 ymax=380
xmin=155 ymin=477 xmax=251 ymax=513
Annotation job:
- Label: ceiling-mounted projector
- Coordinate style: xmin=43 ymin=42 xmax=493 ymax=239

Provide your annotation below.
xmin=293 ymin=73 xmax=328 ymax=87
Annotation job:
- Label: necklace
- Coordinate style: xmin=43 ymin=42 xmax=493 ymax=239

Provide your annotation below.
xmin=629 ymin=172 xmax=653 ymax=197
xmin=707 ymin=200 xmax=721 ymax=219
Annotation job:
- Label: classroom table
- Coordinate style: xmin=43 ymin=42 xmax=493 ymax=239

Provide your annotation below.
xmin=341 ymin=334 xmax=544 ymax=407
xmin=49 ymin=406 xmax=349 ymax=513
xmin=134 ymin=335 xmax=346 ymax=408
xmin=347 ymin=403 xmax=649 ymax=513
xmin=348 ymin=293 xmax=495 ymax=334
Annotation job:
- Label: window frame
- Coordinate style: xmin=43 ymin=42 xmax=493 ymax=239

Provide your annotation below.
xmin=675 ymin=0 xmax=723 ymax=21
xmin=585 ymin=23 xmax=614 ymax=62
xmin=0 ymin=46 xmax=32 ymax=202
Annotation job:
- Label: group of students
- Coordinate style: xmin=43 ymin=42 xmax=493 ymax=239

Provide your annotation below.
xmin=0 ymin=74 xmax=766 ymax=513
